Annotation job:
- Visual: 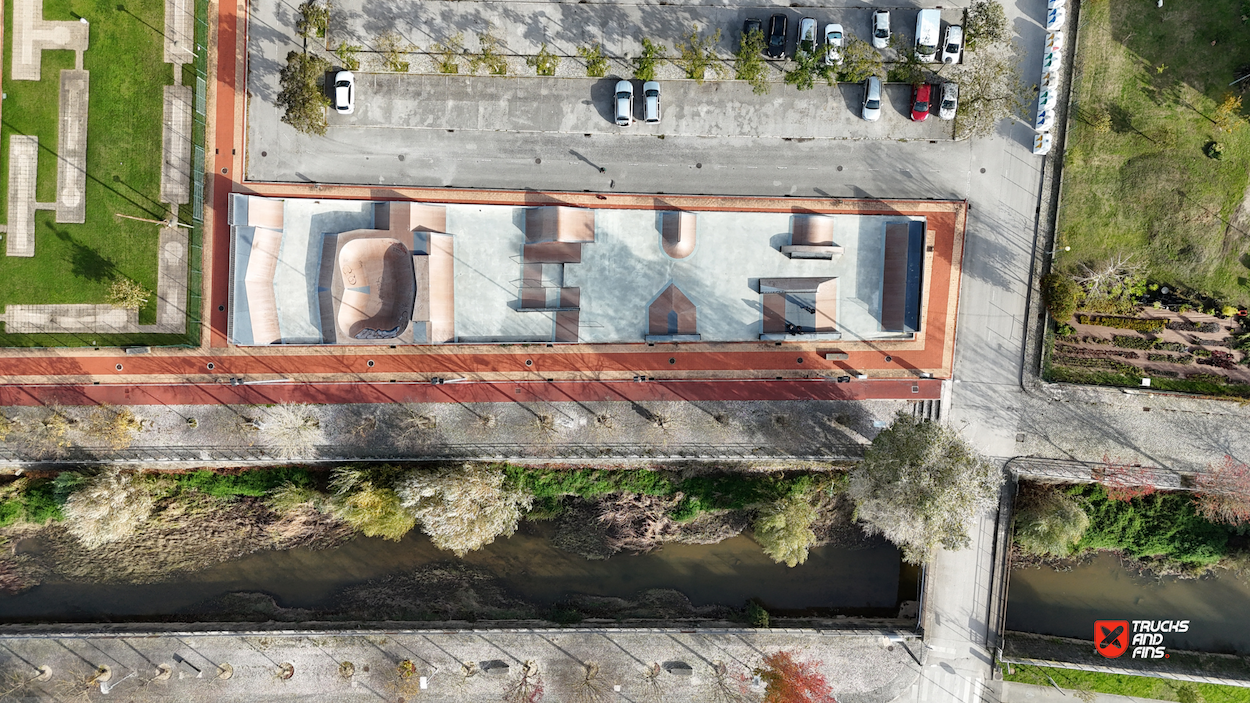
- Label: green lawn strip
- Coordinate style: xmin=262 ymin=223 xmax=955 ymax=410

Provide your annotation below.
xmin=1046 ymin=363 xmax=1250 ymax=398
xmin=0 ymin=0 xmax=173 ymax=338
xmin=1056 ymin=0 xmax=1250 ymax=307
xmin=1004 ymin=663 xmax=1250 ymax=702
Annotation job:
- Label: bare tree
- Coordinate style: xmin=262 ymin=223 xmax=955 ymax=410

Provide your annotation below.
xmin=395 ymin=464 xmax=534 ymax=555
xmin=502 ymin=660 xmax=544 ymax=703
xmin=1073 ymin=253 xmax=1144 ymax=300
xmin=62 ymin=470 xmax=155 ymax=548
xmin=1194 ymin=456 xmax=1250 ymax=525
xmin=261 ymin=403 xmax=321 ymax=457
xmin=568 ymin=662 xmax=608 ymax=703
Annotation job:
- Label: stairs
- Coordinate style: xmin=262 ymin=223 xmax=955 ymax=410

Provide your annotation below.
xmin=911 ymin=399 xmax=942 ymax=423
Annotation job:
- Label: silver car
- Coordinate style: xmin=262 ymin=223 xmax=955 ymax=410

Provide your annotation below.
xmin=643 ymin=81 xmax=661 ymax=124
xmin=862 ymin=76 xmax=882 ymax=121
xmin=333 ymin=71 xmax=355 ymax=115
xmin=938 ymin=82 xmax=959 ymax=120
xmin=871 ymin=10 xmax=891 ymax=50
xmin=614 ymin=80 xmax=633 ymax=127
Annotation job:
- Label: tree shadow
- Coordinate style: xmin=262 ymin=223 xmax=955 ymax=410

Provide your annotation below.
xmin=49 ymin=225 xmax=118 ymax=281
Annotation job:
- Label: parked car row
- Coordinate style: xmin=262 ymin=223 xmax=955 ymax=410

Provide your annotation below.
xmin=615 ymin=80 xmax=662 ymax=126
xmin=860 ymin=77 xmax=958 ymax=121
xmin=748 ymin=9 xmax=963 ymax=64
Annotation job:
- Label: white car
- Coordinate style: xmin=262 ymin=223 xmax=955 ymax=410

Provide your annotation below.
xmin=823 ymin=24 xmax=844 ymax=66
xmin=938 ymin=82 xmax=958 ymax=120
xmin=643 ymin=81 xmax=661 ymax=124
xmin=861 ymin=76 xmax=882 ymax=121
xmin=915 ymin=9 xmax=941 ymax=62
xmin=871 ymin=10 xmax=891 ymax=50
xmin=941 ymin=25 xmax=964 ymax=64
xmin=614 ymin=80 xmax=633 ymax=127
xmin=797 ymin=17 xmax=817 ymax=57
xmin=333 ymin=71 xmax=355 ymax=115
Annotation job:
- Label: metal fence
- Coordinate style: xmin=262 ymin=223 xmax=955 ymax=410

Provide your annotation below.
xmin=1003 ymin=456 xmax=1191 ymax=490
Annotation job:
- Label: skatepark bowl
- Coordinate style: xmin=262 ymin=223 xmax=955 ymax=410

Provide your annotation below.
xmin=337 ymin=237 xmax=416 ymax=340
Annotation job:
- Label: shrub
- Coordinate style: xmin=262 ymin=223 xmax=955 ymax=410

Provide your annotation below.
xmin=1111 ymin=335 xmax=1154 ymax=350
xmin=1167 ymin=319 xmax=1221 ymax=333
xmin=1073 ymin=484 xmax=1229 ymax=569
xmin=1154 ymin=341 xmax=1189 ymax=352
xmin=632 ymin=38 xmax=666 ymax=81
xmin=505 ymin=466 xmax=673 ymax=498
xmin=396 ymin=465 xmax=533 ymax=556
xmin=431 ymin=34 xmax=464 ymax=74
xmin=107 ymin=278 xmax=151 ymax=310
xmin=328 ymin=468 xmax=415 ymax=541
xmin=468 ymin=29 xmax=508 ymax=75
xmin=296 ymin=0 xmax=329 ymax=39
xmin=276 ymin=51 xmax=331 ymax=135
xmin=63 ymin=471 xmax=155 ymax=548
xmin=526 ymin=43 xmax=560 ymax=76
xmin=1075 ymin=314 xmax=1166 ymax=332
xmin=0 ymin=479 xmax=62 ymax=527
xmin=752 ymin=491 xmax=818 ymax=567
xmin=1191 ymin=348 xmax=1214 ymax=357
xmin=577 ymin=44 xmax=610 ymax=78
xmin=746 ymin=600 xmax=770 ymax=628
xmin=1147 ymin=353 xmax=1192 ymax=363
xmin=1013 ymin=484 xmax=1089 ymax=557
xmin=377 ymin=31 xmax=411 ymax=73
xmin=1197 ymin=350 xmax=1236 ymax=369
xmin=1041 ymin=274 xmax=1080 ymax=323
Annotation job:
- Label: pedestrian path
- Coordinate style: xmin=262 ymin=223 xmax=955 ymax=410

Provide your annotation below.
xmin=56 ymin=69 xmax=88 ymax=224
xmin=161 ymin=86 xmax=193 ymax=204
xmin=10 ymin=0 xmax=88 ymax=81
xmin=163 ymin=0 xmax=194 ymax=64
xmin=5 ymin=136 xmax=39 ymax=257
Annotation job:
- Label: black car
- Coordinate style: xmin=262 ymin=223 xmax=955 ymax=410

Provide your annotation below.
xmin=743 ymin=17 xmax=762 ymax=38
xmin=766 ymin=14 xmax=788 ymax=58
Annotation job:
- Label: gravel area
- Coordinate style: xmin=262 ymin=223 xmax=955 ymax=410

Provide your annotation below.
xmin=0 ymin=628 xmax=920 ymax=703
xmin=0 ymin=399 xmax=913 ymax=466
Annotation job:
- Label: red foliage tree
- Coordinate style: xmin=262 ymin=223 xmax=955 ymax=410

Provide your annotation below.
xmin=1097 ymin=455 xmax=1157 ymax=502
xmin=1194 ymin=455 xmax=1250 ymax=525
xmin=755 ymin=651 xmax=836 ymax=703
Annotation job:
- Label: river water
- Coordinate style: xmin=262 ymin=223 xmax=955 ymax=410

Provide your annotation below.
xmin=0 ymin=524 xmax=912 ymax=622
xmin=1007 ymin=552 xmax=1250 ymax=654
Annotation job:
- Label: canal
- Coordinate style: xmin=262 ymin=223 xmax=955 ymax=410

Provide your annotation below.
xmin=0 ymin=523 xmax=914 ymax=622
xmin=1007 ymin=552 xmax=1250 ymax=654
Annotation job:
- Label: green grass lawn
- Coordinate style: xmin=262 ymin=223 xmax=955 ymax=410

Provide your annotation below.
xmin=1056 ymin=0 xmax=1250 ymax=307
xmin=1005 ymin=663 xmax=1250 ymax=702
xmin=0 ymin=0 xmax=197 ymax=345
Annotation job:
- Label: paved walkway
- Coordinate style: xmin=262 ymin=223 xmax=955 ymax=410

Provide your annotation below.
xmin=161 ymin=85 xmax=193 ymax=204
xmin=0 ymin=628 xmax=918 ymax=703
xmin=5 ymin=135 xmax=39 ymax=256
xmin=55 ymin=69 xmax=88 ymax=224
xmin=163 ymin=0 xmax=194 ymax=64
xmin=10 ymin=0 xmax=87 ymax=81
xmin=0 ymin=303 xmax=134 ymax=332
xmin=145 ymin=226 xmax=191 ymax=332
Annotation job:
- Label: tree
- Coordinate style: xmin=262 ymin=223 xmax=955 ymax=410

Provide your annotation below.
xmin=784 ymin=49 xmax=834 ymax=91
xmin=502 ymin=660 xmax=544 ymax=703
xmin=754 ymin=651 xmax=835 ymax=703
xmin=329 ymin=468 xmax=416 ymax=540
xmin=850 ymin=413 xmax=1003 ymax=563
xmin=431 ymin=33 xmax=464 ymax=74
xmin=633 ymin=39 xmax=666 ymax=82
xmin=888 ymin=35 xmax=927 ymax=85
xmin=527 ymin=43 xmax=560 ymax=76
xmin=950 ymin=42 xmax=1027 ymax=140
xmin=676 ymin=25 xmax=722 ymax=84
xmin=1013 ymin=484 xmax=1089 ymax=557
xmin=963 ymin=0 xmax=1009 ymax=51
xmin=261 ymin=403 xmax=321 ymax=457
xmin=107 ymin=277 xmax=150 ymax=310
xmin=276 ymin=51 xmax=331 ymax=135
xmin=577 ymin=44 xmax=609 ymax=78
xmin=752 ymin=491 xmax=818 ymax=566
xmin=735 ymin=28 xmax=769 ymax=94
xmin=1194 ymin=456 xmax=1250 ymax=525
xmin=1097 ymin=456 xmax=1157 ymax=502
xmin=837 ymin=36 xmax=883 ymax=84
xmin=84 ymin=404 xmax=144 ymax=450
xmin=296 ymin=0 xmax=329 ymax=39
xmin=1040 ymin=272 xmax=1081 ymax=323
xmin=63 ymin=470 xmax=155 ymax=548
xmin=395 ymin=464 xmax=533 ymax=555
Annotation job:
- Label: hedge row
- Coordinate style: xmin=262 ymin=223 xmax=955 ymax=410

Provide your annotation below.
xmin=1076 ymin=314 xmax=1166 ymax=332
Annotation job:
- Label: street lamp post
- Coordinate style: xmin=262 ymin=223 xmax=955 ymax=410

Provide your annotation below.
xmin=1049 ymin=244 xmax=1069 ymax=256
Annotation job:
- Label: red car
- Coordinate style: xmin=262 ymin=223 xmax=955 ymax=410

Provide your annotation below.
xmin=911 ymin=83 xmax=932 ymax=122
